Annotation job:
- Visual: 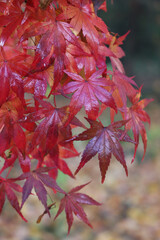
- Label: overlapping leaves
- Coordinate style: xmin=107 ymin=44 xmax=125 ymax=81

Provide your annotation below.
xmin=0 ymin=0 xmax=152 ymax=232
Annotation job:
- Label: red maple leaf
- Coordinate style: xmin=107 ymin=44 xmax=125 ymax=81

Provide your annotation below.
xmin=40 ymin=123 xmax=80 ymax=179
xmin=54 ymin=182 xmax=101 ymax=234
xmin=39 ymin=145 xmax=75 ymax=179
xmin=59 ymin=0 xmax=108 ymax=52
xmin=0 ymin=176 xmax=27 ymax=221
xmin=27 ymin=101 xmax=66 ymax=152
xmin=125 ymin=91 xmax=153 ymax=162
xmin=0 ymin=146 xmax=31 ymax=174
xmin=24 ymin=71 xmax=48 ymax=98
xmin=0 ymin=1 xmax=27 ymax=47
xmin=0 ymin=46 xmax=30 ymax=105
xmin=98 ymin=70 xmax=138 ymax=120
xmin=20 ymin=7 xmax=83 ymax=91
xmin=26 ymin=99 xmax=85 ymax=153
xmin=112 ymin=70 xmax=138 ymax=108
xmin=0 ymin=96 xmax=26 ymax=155
xmin=63 ymin=68 xmax=117 ymax=120
xmin=70 ymin=119 xmax=134 ymax=183
xmin=16 ymin=167 xmax=65 ymax=213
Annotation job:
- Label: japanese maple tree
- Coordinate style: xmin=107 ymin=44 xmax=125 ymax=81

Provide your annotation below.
xmin=0 ymin=0 xmax=153 ymax=233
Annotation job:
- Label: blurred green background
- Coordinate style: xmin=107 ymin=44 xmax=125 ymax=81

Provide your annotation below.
xmin=99 ymin=0 xmax=160 ymax=101
xmin=0 ymin=1 xmax=160 ymax=239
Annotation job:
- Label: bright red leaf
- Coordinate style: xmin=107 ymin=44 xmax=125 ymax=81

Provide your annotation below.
xmin=0 ymin=1 xmax=27 ymax=47
xmin=20 ymin=9 xmax=84 ymax=91
xmin=59 ymin=0 xmax=108 ymax=52
xmin=63 ymin=68 xmax=117 ymax=120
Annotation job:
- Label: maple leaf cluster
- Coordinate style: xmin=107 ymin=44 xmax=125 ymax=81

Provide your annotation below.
xmin=0 ymin=0 xmax=152 ymax=233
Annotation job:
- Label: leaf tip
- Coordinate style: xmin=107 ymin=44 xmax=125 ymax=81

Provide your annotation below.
xmin=101 ymin=177 xmax=105 ymax=184
xmin=125 ymin=167 xmax=128 ymax=176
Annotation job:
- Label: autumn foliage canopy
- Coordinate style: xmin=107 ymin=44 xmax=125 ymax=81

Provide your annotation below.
xmin=0 ymin=0 xmax=153 ymax=233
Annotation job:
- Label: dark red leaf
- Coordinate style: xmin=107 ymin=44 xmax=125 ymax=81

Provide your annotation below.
xmin=54 ymin=182 xmax=100 ymax=234
xmin=73 ymin=119 xmax=134 ymax=183
xmin=0 ymin=177 xmax=27 ymax=221
xmin=16 ymin=167 xmax=65 ymax=210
